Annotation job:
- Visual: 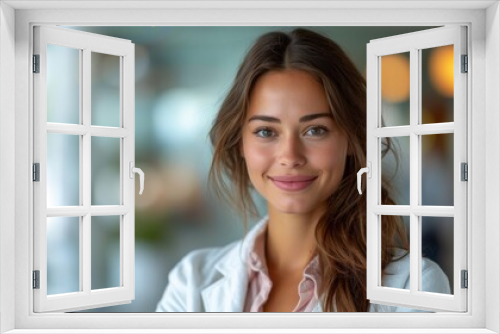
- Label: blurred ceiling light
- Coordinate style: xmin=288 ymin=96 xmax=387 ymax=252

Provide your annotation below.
xmin=428 ymin=45 xmax=454 ymax=98
xmin=381 ymin=54 xmax=410 ymax=103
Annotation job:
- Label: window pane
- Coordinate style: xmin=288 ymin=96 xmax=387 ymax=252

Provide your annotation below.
xmin=47 ymin=216 xmax=80 ymax=295
xmin=47 ymin=44 xmax=80 ymax=124
xmin=421 ymin=46 xmax=454 ymax=124
xmin=421 ymin=133 xmax=454 ymax=206
xmin=381 ymin=215 xmax=410 ymax=290
xmin=381 ymin=136 xmax=410 ymax=205
xmin=91 ymin=137 xmax=120 ymax=205
xmin=421 ymin=216 xmax=453 ymax=295
xmin=381 ymin=52 xmax=410 ymax=127
xmin=92 ymin=52 xmax=120 ymax=127
xmin=47 ymin=133 xmax=80 ymax=207
xmin=91 ymin=216 xmax=120 ymax=290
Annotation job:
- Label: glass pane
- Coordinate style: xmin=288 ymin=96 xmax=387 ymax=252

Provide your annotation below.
xmin=381 ymin=52 xmax=410 ymax=127
xmin=381 ymin=136 xmax=410 ymax=205
xmin=47 ymin=216 xmax=80 ymax=295
xmin=421 ymin=45 xmax=454 ymax=124
xmin=421 ymin=134 xmax=454 ymax=206
xmin=421 ymin=216 xmax=453 ymax=295
xmin=91 ymin=137 xmax=120 ymax=205
xmin=47 ymin=44 xmax=80 ymax=124
xmin=47 ymin=133 xmax=80 ymax=207
xmin=381 ymin=215 xmax=410 ymax=290
xmin=92 ymin=52 xmax=120 ymax=127
xmin=91 ymin=216 xmax=120 ymax=290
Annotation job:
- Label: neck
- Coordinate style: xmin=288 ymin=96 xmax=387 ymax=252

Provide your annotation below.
xmin=265 ymin=208 xmax=323 ymax=274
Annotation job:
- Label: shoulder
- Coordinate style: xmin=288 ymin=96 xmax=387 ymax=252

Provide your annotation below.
xmin=171 ymin=217 xmax=267 ymax=281
xmin=155 ymin=217 xmax=268 ymax=312
xmin=170 ymin=240 xmax=242 ymax=284
xmin=369 ymin=249 xmax=451 ymax=312
xmin=155 ymin=240 xmax=242 ymax=312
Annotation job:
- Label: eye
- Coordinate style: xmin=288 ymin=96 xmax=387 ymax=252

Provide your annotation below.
xmin=253 ymin=128 xmax=276 ymax=138
xmin=305 ymin=126 xmax=328 ymax=137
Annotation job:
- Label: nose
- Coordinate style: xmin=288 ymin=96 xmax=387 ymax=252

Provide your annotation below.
xmin=278 ymin=134 xmax=306 ymax=168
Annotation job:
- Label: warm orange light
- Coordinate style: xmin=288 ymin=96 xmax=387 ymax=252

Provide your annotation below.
xmin=381 ymin=54 xmax=410 ymax=103
xmin=428 ymin=45 xmax=454 ymax=98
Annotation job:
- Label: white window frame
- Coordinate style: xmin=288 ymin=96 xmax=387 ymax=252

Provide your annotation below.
xmin=33 ymin=25 xmax=136 ymax=313
xmin=365 ymin=26 xmax=468 ymax=312
xmin=0 ymin=1 xmax=499 ymax=333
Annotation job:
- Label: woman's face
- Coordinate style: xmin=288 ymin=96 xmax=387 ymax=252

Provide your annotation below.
xmin=241 ymin=69 xmax=349 ymax=216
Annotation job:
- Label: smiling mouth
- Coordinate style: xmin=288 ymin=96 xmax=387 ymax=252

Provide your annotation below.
xmin=268 ymin=176 xmax=318 ymax=191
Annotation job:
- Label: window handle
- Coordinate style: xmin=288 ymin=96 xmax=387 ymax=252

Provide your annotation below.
xmin=357 ymin=162 xmax=371 ymax=195
xmin=129 ymin=162 xmax=144 ymax=195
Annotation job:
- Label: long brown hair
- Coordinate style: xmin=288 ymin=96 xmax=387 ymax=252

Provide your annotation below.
xmin=209 ymin=28 xmax=408 ymax=312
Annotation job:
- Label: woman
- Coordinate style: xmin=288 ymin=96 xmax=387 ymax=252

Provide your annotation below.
xmin=156 ymin=28 xmax=450 ymax=312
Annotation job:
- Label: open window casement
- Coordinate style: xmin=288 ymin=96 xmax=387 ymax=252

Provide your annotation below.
xmin=33 ymin=26 xmax=141 ymax=312
xmin=361 ymin=26 xmax=467 ymax=312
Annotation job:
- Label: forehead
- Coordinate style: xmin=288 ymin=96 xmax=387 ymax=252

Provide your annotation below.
xmin=247 ymin=69 xmax=330 ymax=118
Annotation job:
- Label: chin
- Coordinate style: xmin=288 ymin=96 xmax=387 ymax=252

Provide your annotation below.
xmin=273 ymin=201 xmax=316 ymax=215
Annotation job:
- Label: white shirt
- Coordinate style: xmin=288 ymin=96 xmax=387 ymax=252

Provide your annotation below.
xmin=156 ymin=217 xmax=451 ymax=312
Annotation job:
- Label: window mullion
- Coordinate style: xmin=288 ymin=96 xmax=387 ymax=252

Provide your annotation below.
xmin=409 ymin=47 xmax=420 ymax=294
xmin=79 ymin=64 xmax=84 ymax=294
xmin=46 ymin=123 xmax=87 ymax=135
xmin=33 ymin=27 xmax=49 ymax=306
xmin=413 ymin=123 xmax=454 ymax=135
xmin=372 ymin=123 xmax=454 ymax=138
xmin=82 ymin=48 xmax=91 ymax=206
xmin=46 ymin=123 xmax=129 ymax=138
xmin=81 ymin=214 xmax=91 ymax=293
xmin=454 ymin=26 xmax=468 ymax=310
xmin=82 ymin=47 xmax=92 ymax=294
xmin=120 ymin=55 xmax=125 ymax=289
xmin=122 ymin=50 xmax=135 ymax=293
xmin=373 ymin=205 xmax=454 ymax=217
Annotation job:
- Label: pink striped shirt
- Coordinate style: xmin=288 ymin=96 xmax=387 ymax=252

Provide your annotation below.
xmin=243 ymin=225 xmax=322 ymax=312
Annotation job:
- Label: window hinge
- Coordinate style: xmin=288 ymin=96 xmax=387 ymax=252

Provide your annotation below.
xmin=461 ymin=270 xmax=468 ymax=289
xmin=461 ymin=54 xmax=468 ymax=73
xmin=33 ymin=163 xmax=40 ymax=182
xmin=33 ymin=54 xmax=40 ymax=73
xmin=461 ymin=162 xmax=468 ymax=181
xmin=33 ymin=270 xmax=40 ymax=289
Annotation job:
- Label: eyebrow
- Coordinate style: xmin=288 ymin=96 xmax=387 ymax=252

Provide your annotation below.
xmin=247 ymin=113 xmax=333 ymax=123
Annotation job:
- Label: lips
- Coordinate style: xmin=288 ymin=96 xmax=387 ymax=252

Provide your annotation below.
xmin=269 ymin=175 xmax=318 ymax=191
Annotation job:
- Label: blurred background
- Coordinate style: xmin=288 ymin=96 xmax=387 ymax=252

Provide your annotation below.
xmin=45 ymin=26 xmax=454 ymax=312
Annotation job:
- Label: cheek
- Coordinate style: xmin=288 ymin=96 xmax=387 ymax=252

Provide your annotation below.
xmin=243 ymin=145 xmax=272 ymax=176
xmin=315 ymin=141 xmax=348 ymax=175
xmin=241 ymin=137 xmax=273 ymax=177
